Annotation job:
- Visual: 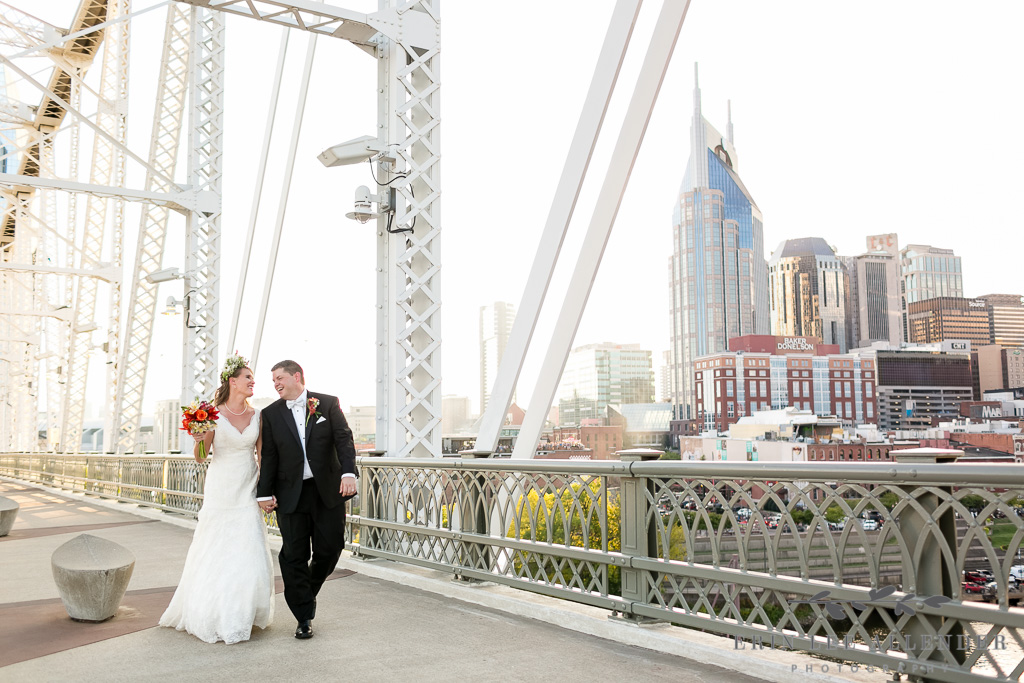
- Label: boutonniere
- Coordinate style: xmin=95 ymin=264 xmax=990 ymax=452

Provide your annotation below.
xmin=306 ymin=397 xmax=321 ymax=426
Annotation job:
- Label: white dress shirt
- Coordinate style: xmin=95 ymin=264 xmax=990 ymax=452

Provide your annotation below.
xmin=288 ymin=389 xmax=315 ymax=480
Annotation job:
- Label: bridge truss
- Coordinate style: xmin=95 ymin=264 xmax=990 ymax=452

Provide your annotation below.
xmin=0 ymin=0 xmax=442 ymax=456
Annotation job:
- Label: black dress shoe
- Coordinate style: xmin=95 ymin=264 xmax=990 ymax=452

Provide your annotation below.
xmin=295 ymin=620 xmax=314 ymax=639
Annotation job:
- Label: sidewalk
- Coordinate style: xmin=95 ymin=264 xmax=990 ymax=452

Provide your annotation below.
xmin=0 ymin=479 xmax=875 ymax=682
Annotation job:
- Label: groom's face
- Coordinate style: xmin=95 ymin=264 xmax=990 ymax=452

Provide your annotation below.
xmin=272 ymin=369 xmax=304 ymax=401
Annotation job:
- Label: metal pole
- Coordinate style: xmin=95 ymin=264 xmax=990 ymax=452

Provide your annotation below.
xmin=474 ymin=0 xmax=643 ymax=454
xmin=228 ymin=27 xmax=290 ymax=354
xmin=512 ymin=0 xmax=692 ymax=459
xmin=251 ymin=33 xmax=317 ymax=370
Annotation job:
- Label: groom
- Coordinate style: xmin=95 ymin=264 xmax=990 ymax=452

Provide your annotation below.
xmin=257 ymin=360 xmax=357 ymax=639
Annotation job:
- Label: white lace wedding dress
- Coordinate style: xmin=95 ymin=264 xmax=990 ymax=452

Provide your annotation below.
xmin=159 ymin=409 xmax=275 ymax=644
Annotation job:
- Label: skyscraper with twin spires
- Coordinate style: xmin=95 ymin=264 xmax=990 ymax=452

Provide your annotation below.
xmin=668 ymin=66 xmax=769 ymax=421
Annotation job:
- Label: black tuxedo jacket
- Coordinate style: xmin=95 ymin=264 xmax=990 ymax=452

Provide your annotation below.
xmin=257 ymin=391 xmax=358 ymax=514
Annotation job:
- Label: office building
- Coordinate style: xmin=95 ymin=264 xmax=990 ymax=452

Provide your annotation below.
xmin=977 ymin=294 xmax=1024 ymax=348
xmin=692 ymin=334 xmax=873 ymax=433
xmin=871 ymin=342 xmax=973 ymax=431
xmin=906 ymin=297 xmax=991 ymax=346
xmin=768 ymin=237 xmax=849 ymax=351
xmin=442 ymin=395 xmax=472 ymax=433
xmin=977 ymin=345 xmax=1024 ymax=396
xmin=668 ymin=66 xmax=769 ymax=422
xmin=154 ymin=399 xmax=182 ymax=453
xmin=844 ymin=234 xmax=903 ymax=348
xmin=346 ymin=405 xmax=376 ymax=442
xmin=900 ymin=244 xmax=963 ymax=341
xmin=479 ymin=301 xmax=516 ymax=414
xmin=659 ymin=350 xmax=672 ymax=402
xmin=558 ymin=343 xmax=654 ymax=425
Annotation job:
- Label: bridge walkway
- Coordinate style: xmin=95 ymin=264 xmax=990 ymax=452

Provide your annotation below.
xmin=0 ymin=479 xmax=857 ymax=682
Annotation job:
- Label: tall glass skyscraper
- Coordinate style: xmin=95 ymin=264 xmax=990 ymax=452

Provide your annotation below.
xmin=669 ymin=66 xmax=769 ymax=420
xmin=558 ymin=343 xmax=654 ymax=426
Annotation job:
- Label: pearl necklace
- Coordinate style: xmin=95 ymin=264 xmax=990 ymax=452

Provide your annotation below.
xmin=222 ymin=403 xmax=249 ymax=416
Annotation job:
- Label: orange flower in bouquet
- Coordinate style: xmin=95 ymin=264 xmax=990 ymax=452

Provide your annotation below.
xmin=181 ymin=399 xmax=219 ymax=460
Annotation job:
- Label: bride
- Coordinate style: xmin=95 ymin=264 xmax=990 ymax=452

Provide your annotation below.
xmin=159 ymin=355 xmax=275 ymax=643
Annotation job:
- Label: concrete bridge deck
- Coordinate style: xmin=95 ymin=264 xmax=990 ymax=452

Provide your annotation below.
xmin=0 ymin=479 xmax=867 ymax=682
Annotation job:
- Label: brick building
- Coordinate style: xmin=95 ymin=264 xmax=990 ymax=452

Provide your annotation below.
xmin=550 ymin=425 xmax=623 ymax=460
xmin=692 ymin=335 xmax=876 ymax=432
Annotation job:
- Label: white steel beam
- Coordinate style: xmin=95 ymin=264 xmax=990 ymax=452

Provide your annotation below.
xmin=180 ymin=4 xmax=223 ymax=404
xmin=0 ymin=173 xmax=200 ymax=211
xmin=0 ymin=262 xmax=120 ymax=282
xmin=61 ymin=0 xmax=130 ymax=453
xmin=111 ymin=3 xmax=190 ymax=454
xmin=377 ymin=0 xmax=441 ymax=458
xmin=474 ymin=0 xmax=643 ymax=454
xmin=0 ymin=53 xmax=176 ymax=189
xmin=7 ymin=1 xmax=171 ymax=61
xmin=511 ymin=0 xmax=692 ymax=459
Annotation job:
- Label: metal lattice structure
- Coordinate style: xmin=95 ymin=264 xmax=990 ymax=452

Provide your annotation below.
xmin=109 ymin=4 xmax=190 ymax=453
xmin=0 ymin=0 xmax=441 ymax=456
xmin=4 ymin=450 xmax=1024 ymax=680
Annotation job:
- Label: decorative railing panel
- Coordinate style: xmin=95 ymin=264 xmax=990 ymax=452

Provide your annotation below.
xmin=3 ymin=452 xmax=1024 ymax=681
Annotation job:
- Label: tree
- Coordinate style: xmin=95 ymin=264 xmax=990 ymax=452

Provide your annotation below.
xmin=879 ymin=491 xmax=899 ymax=511
xmin=960 ymin=494 xmax=986 ymax=514
xmin=824 ymin=505 xmax=846 ymax=524
xmin=509 ymin=479 xmax=621 ymax=593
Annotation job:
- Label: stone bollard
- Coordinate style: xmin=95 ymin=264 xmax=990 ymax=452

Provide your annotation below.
xmin=0 ymin=496 xmax=18 ymax=536
xmin=51 ymin=534 xmax=135 ymax=622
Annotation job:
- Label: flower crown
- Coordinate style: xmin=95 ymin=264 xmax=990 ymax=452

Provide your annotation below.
xmin=220 ymin=353 xmax=249 ymax=383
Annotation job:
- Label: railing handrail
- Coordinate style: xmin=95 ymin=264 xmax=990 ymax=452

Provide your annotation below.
xmin=5 ymin=450 xmax=1024 ymax=681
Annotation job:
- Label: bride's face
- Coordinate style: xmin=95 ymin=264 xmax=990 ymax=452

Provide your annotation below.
xmin=231 ymin=368 xmax=255 ymax=398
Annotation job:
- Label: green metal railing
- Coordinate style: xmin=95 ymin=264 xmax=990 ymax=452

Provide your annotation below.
xmin=3 ymin=451 xmax=1024 ymax=681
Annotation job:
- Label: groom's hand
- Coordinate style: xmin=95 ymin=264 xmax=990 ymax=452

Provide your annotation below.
xmin=340 ymin=478 xmax=357 ymax=497
xmin=258 ymin=497 xmax=277 ymax=512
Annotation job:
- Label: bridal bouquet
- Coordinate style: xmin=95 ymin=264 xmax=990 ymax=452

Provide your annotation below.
xmin=180 ymin=399 xmax=219 ymax=460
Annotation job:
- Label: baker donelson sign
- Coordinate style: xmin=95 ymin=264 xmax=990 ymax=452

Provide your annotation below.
xmin=777 ymin=337 xmax=814 ymax=351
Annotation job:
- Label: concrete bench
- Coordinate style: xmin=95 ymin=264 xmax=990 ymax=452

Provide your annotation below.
xmin=51 ymin=534 xmax=135 ymax=622
xmin=0 ymin=496 xmax=17 ymax=536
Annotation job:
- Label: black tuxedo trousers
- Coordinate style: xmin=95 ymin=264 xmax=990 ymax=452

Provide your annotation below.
xmin=277 ymin=478 xmax=345 ymax=622
xmin=257 ymin=392 xmax=358 ymax=622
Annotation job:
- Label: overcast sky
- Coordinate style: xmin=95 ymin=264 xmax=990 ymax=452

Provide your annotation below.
xmin=25 ymin=1 xmax=1024 ymax=418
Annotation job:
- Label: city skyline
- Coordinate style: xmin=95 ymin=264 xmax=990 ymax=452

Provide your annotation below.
xmin=28 ymin=1 xmax=1018 ymax=422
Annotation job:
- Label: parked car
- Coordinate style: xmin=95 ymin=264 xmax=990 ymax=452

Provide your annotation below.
xmin=982 ymin=578 xmax=1021 ymax=603
xmin=1010 ymin=565 xmax=1024 ymax=582
xmin=962 ymin=581 xmax=987 ymax=594
xmin=861 ymin=519 xmax=878 ymax=531
xmin=962 ymin=569 xmax=995 ymax=585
